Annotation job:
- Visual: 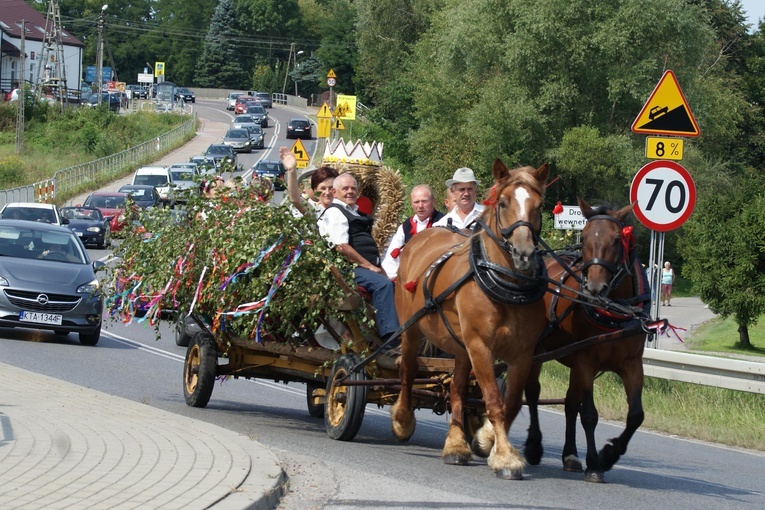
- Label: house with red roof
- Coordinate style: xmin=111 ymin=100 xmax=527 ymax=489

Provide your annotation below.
xmin=0 ymin=0 xmax=84 ymax=97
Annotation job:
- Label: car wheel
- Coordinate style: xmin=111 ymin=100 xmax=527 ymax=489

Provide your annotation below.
xmin=79 ymin=323 xmax=101 ymax=346
xmin=99 ymin=229 xmax=111 ymax=249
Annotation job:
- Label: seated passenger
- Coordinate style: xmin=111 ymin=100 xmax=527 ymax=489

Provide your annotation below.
xmin=318 ymin=173 xmax=400 ymax=344
xmin=433 ymin=167 xmax=485 ymax=230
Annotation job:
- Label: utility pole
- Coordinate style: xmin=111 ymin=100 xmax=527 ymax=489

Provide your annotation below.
xmin=95 ymin=5 xmax=107 ymax=105
xmin=281 ymin=42 xmax=295 ymax=95
xmin=16 ymin=20 xmax=27 ymax=154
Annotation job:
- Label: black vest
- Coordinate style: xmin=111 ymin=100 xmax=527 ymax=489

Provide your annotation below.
xmin=327 ymin=203 xmax=380 ymax=266
xmin=401 ymin=210 xmax=446 ymax=244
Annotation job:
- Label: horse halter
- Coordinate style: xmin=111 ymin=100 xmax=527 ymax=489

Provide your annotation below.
xmin=482 ymin=185 xmax=542 ymax=253
xmin=579 ymin=214 xmax=633 ymax=291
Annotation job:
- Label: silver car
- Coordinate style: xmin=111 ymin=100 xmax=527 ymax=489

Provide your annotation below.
xmin=0 ymin=220 xmax=104 ymax=345
xmin=223 ymin=128 xmax=254 ymax=153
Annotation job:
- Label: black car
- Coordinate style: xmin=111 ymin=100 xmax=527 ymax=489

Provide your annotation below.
xmin=175 ymin=87 xmax=196 ymax=103
xmin=117 ymin=184 xmax=164 ymax=209
xmin=203 ymin=144 xmax=237 ymax=169
xmin=84 ymin=92 xmax=120 ymax=112
xmin=59 ymin=207 xmax=111 ymax=249
xmin=245 ymin=104 xmax=269 ymax=127
xmin=286 ymin=118 xmax=312 ymax=139
xmin=252 ymin=161 xmax=285 ymax=190
xmin=126 ymin=84 xmax=148 ymax=99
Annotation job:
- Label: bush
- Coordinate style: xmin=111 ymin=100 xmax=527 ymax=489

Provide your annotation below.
xmin=0 ymin=155 xmax=25 ymax=188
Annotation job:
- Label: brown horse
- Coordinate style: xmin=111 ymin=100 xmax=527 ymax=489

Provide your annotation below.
xmin=390 ymin=160 xmax=549 ymax=480
xmin=524 ymin=198 xmax=651 ymax=482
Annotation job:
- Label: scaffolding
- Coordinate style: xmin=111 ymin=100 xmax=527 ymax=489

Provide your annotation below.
xmin=34 ymin=0 xmax=68 ymax=108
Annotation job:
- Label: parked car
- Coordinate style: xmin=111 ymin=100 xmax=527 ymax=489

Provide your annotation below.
xmin=286 ymin=118 xmax=312 ymax=139
xmin=252 ymin=160 xmax=285 ymax=190
xmin=132 ymin=166 xmax=171 ymax=204
xmin=245 ymin=104 xmax=269 ymax=127
xmin=189 ymin=156 xmax=217 ymax=175
xmin=59 ymin=206 xmax=111 ymax=249
xmin=82 ymin=192 xmax=128 ymax=233
xmin=175 ymin=87 xmax=196 ymax=103
xmin=125 ymin=84 xmax=148 ymax=99
xmin=117 ymin=184 xmax=164 ymax=209
xmin=227 ymin=91 xmax=245 ymax=110
xmin=0 ymin=220 xmax=104 ymax=345
xmin=203 ymin=144 xmax=236 ymax=169
xmin=223 ymin=128 xmax=253 ymax=153
xmin=0 ymin=202 xmax=64 ymax=225
xmin=84 ymin=92 xmax=120 ymax=112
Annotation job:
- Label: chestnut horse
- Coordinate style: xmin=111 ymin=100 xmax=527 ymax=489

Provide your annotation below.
xmin=524 ymin=199 xmax=651 ymax=482
xmin=391 ymin=160 xmax=549 ymax=480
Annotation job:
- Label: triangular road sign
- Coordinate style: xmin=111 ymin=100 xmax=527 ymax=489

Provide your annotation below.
xmin=332 ymin=118 xmax=345 ymax=130
xmin=317 ymin=102 xmax=333 ymax=119
xmin=291 ymin=139 xmax=309 ymax=162
xmin=326 ymin=69 xmax=336 ymax=79
xmin=632 ymin=70 xmax=700 ymax=137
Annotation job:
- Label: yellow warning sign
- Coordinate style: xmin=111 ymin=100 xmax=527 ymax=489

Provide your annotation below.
xmin=317 ymin=102 xmax=333 ymax=119
xmin=317 ymin=118 xmax=331 ymax=138
xmin=632 ymin=70 xmax=700 ymax=137
xmin=335 ymin=94 xmax=356 ymax=120
xmin=291 ymin=139 xmax=310 ymax=168
xmin=326 ymin=69 xmax=336 ymax=79
xmin=332 ymin=118 xmax=345 ymax=130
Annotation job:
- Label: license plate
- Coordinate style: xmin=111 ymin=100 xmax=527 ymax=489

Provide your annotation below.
xmin=19 ymin=311 xmax=63 ymax=325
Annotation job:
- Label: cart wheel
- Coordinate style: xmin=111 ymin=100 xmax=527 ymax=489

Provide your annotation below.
xmin=175 ymin=312 xmax=191 ymax=347
xmin=306 ymin=382 xmax=325 ymax=418
xmin=324 ymin=353 xmax=367 ymax=441
xmin=184 ymin=332 xmax=218 ymax=408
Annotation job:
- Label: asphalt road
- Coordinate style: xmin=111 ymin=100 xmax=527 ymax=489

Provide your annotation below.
xmin=2 ymin=101 xmax=763 ymax=510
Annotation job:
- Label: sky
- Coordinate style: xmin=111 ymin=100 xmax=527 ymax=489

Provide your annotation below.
xmin=740 ymin=0 xmax=765 ymax=31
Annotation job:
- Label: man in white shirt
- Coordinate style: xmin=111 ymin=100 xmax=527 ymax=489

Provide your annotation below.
xmin=319 ymin=173 xmax=400 ymax=342
xmin=381 ymin=185 xmax=444 ymax=279
xmin=433 ymin=167 xmax=485 ymax=230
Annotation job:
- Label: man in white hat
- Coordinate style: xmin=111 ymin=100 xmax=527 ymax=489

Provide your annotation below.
xmin=433 ymin=167 xmax=485 ymax=230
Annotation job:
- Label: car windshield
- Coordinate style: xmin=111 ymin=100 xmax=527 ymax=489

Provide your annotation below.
xmin=170 ymin=170 xmax=195 ymax=182
xmin=246 ymin=125 xmax=262 ymax=134
xmin=0 ymin=226 xmax=85 ymax=263
xmin=236 ymin=115 xmax=254 ymax=123
xmin=257 ymin=163 xmax=281 ymax=172
xmin=206 ymin=146 xmax=231 ymax=156
xmin=121 ymin=188 xmax=150 ymax=199
xmin=134 ymin=175 xmax=169 ymax=187
xmin=60 ymin=207 xmax=103 ymax=221
xmin=247 ymin=105 xmax=265 ymax=114
xmin=2 ymin=206 xmax=56 ymax=223
xmin=226 ymin=130 xmax=248 ymax=138
xmin=84 ymin=195 xmax=126 ymax=209
xmin=257 ymin=93 xmax=270 ymax=100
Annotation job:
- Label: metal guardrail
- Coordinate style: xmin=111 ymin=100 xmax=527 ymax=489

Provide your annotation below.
xmin=0 ymin=114 xmax=196 ymax=208
xmin=643 ymin=349 xmax=765 ymax=394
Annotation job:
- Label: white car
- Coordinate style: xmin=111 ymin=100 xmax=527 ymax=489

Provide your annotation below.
xmin=226 ymin=91 xmax=246 ymax=111
xmin=0 ymin=202 xmax=65 ymax=225
xmin=132 ymin=166 xmax=171 ymax=204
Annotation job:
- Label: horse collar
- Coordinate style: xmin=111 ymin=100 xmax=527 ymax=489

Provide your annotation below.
xmin=469 ymin=234 xmax=547 ymax=305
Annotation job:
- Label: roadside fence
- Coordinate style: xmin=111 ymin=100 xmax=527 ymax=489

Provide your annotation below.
xmin=0 ymin=114 xmax=197 ymax=208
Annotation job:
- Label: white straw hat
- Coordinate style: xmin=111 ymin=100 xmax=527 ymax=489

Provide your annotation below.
xmin=445 ymin=167 xmax=480 ymax=187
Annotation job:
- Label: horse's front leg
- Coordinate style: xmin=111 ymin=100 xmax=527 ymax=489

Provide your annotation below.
xmin=475 ymin=348 xmax=528 ymax=480
xmin=562 ymin=368 xmax=585 ymax=473
xmin=524 ymin=363 xmax=544 ymax=465
xmin=390 ymin=328 xmax=420 ymax=441
xmin=599 ymin=360 xmax=645 ymax=471
xmin=442 ymin=353 xmax=473 ymax=465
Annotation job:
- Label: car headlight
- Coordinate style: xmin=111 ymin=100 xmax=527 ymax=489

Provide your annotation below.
xmin=87 ymin=226 xmax=102 ymax=233
xmin=0 ymin=275 xmax=9 ymax=286
xmin=77 ymin=278 xmax=100 ymax=294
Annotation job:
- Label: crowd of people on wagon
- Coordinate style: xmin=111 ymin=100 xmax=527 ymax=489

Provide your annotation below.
xmin=278 ymin=146 xmax=486 ymax=346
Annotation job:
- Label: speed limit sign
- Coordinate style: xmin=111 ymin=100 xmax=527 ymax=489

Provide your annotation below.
xmin=630 ymin=160 xmax=696 ymax=232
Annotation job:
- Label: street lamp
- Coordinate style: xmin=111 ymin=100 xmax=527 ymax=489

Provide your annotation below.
xmin=294 ymin=50 xmax=305 ymax=96
xmin=95 ymin=5 xmax=108 ymax=104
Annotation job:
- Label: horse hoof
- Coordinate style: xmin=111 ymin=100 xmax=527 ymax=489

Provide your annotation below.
xmin=524 ymin=442 xmax=543 ymax=466
xmin=496 ymin=469 xmax=524 ymax=480
xmin=563 ymin=456 xmax=583 ymax=473
xmin=584 ymin=470 xmax=605 ymax=483
xmin=443 ymin=454 xmax=470 ymax=466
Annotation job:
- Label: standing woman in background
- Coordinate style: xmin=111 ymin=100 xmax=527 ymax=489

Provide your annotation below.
xmin=661 ymin=261 xmax=675 ymax=306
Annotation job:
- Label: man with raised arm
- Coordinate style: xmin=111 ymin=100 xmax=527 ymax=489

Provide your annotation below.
xmin=318 ymin=173 xmax=400 ymax=343
xmin=381 ymin=184 xmax=444 ymax=279
xmin=433 ymin=167 xmax=485 ymax=230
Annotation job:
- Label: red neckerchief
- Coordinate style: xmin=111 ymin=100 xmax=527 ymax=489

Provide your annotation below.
xmin=410 ymin=215 xmax=433 ymax=236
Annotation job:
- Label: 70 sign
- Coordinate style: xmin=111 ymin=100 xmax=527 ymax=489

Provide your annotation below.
xmin=630 ymin=160 xmax=696 ymax=232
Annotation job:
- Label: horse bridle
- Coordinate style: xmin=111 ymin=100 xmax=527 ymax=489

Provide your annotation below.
xmin=479 ymin=186 xmax=542 ymax=254
xmin=579 ymin=214 xmax=632 ymax=292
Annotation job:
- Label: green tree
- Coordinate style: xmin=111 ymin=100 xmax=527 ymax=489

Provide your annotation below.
xmin=195 ymin=0 xmax=248 ymax=88
xmin=679 ymin=171 xmax=765 ymax=348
